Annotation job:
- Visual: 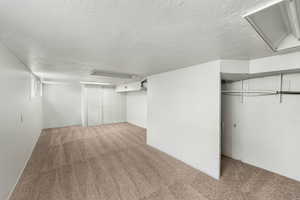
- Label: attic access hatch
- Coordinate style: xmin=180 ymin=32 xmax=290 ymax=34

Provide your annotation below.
xmin=244 ymin=0 xmax=300 ymax=52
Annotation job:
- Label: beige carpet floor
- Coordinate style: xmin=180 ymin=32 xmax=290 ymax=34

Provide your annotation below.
xmin=10 ymin=123 xmax=300 ymax=200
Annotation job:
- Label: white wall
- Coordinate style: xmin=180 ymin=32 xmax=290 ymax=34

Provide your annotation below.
xmin=147 ymin=61 xmax=221 ymax=179
xmin=220 ymin=60 xmax=249 ymax=74
xmin=222 ymin=74 xmax=300 ymax=181
xmin=0 ymin=44 xmax=42 ymax=200
xmin=126 ymin=91 xmax=147 ymax=128
xmin=43 ymin=83 xmax=81 ymax=128
xmin=250 ymin=51 xmax=300 ymax=73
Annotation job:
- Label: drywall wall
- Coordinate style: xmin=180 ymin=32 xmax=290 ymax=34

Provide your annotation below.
xmin=222 ymin=74 xmax=300 ymax=181
xmin=43 ymin=83 xmax=81 ymax=128
xmin=147 ymin=61 xmax=221 ymax=179
xmin=126 ymin=91 xmax=147 ymax=128
xmin=0 ymin=44 xmax=42 ymax=200
xmin=220 ymin=60 xmax=249 ymax=74
xmin=250 ymin=51 xmax=300 ymax=73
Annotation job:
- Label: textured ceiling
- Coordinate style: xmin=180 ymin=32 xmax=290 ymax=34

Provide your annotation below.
xmin=0 ymin=0 xmax=279 ymax=84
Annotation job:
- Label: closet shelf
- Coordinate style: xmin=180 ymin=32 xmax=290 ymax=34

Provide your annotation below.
xmin=222 ymin=68 xmax=300 ymax=82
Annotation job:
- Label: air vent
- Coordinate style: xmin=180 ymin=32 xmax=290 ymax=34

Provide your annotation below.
xmin=90 ymin=70 xmax=138 ymax=79
xmin=244 ymin=0 xmax=300 ymax=52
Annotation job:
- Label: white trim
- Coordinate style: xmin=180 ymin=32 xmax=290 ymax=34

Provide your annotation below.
xmin=242 ymin=0 xmax=284 ymax=18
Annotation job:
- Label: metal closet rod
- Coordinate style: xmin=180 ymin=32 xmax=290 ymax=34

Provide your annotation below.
xmin=222 ymin=90 xmax=300 ymax=95
xmin=222 ymin=90 xmax=276 ymax=97
xmin=279 ymin=91 xmax=300 ymax=95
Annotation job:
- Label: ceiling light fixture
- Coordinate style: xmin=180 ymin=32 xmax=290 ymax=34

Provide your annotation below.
xmin=80 ymin=81 xmax=113 ymax=85
xmin=42 ymin=81 xmax=69 ymax=85
xmin=90 ymin=70 xmax=138 ymax=79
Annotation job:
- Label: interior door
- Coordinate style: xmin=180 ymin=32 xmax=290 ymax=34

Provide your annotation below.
xmin=221 ymin=82 xmax=244 ymax=160
xmin=102 ymin=87 xmax=126 ymax=124
xmin=85 ymin=86 xmax=125 ymax=126
xmin=87 ymin=87 xmax=103 ymax=126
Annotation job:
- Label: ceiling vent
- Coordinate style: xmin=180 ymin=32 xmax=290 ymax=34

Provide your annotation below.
xmin=244 ymin=0 xmax=300 ymax=52
xmin=90 ymin=70 xmax=138 ymax=79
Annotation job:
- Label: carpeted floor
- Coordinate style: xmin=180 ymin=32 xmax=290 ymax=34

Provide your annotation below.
xmin=10 ymin=123 xmax=300 ymax=200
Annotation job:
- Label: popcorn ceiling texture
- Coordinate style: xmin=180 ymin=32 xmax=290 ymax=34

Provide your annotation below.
xmin=0 ymin=0 xmax=274 ymax=83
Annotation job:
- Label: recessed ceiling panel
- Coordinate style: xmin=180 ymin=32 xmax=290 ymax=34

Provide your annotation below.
xmin=244 ymin=0 xmax=300 ymax=52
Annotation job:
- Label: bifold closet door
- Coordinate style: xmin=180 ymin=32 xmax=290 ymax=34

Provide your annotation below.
xmin=84 ymin=86 xmax=126 ymax=126
xmin=87 ymin=87 xmax=103 ymax=126
xmin=102 ymin=87 xmax=126 ymax=124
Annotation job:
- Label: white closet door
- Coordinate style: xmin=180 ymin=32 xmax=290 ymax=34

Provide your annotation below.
xmin=102 ymin=87 xmax=126 ymax=124
xmin=87 ymin=87 xmax=103 ymax=126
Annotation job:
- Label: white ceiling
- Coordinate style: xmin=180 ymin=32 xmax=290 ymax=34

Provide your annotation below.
xmin=0 ymin=0 xmax=282 ymax=84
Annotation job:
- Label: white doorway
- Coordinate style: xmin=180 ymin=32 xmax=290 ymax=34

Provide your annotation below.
xmin=82 ymin=86 xmax=126 ymax=126
xmin=86 ymin=87 xmax=103 ymax=126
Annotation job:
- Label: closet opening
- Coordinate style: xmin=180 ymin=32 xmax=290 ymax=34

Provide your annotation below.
xmin=220 ymin=71 xmax=300 ymax=180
